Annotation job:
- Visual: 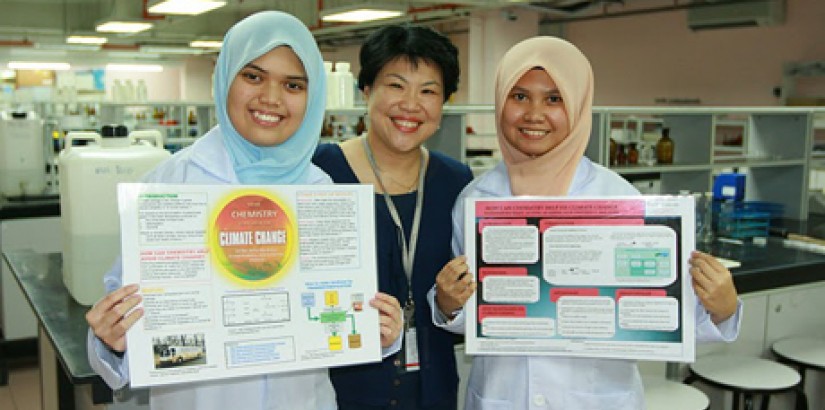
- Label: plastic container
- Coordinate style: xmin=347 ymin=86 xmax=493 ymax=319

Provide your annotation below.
xmin=0 ymin=111 xmax=47 ymax=198
xmin=324 ymin=61 xmax=339 ymax=109
xmin=123 ymin=79 xmax=136 ymax=102
xmin=713 ymin=200 xmax=784 ymax=240
xmin=58 ymin=126 xmax=171 ymax=305
xmin=713 ymin=173 xmax=746 ymax=201
xmin=136 ymin=79 xmax=148 ymax=102
xmin=717 ymin=210 xmax=770 ymax=239
xmin=334 ymin=61 xmax=354 ymax=108
xmin=111 ymin=79 xmax=123 ymax=102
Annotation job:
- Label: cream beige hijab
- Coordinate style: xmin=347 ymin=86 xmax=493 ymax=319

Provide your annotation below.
xmin=495 ymin=36 xmax=594 ymax=196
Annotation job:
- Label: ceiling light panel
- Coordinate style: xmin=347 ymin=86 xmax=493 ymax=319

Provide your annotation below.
xmin=96 ymin=21 xmax=154 ymax=33
xmin=189 ymin=40 xmax=222 ymax=48
xmin=148 ymin=0 xmax=227 ymax=15
xmin=67 ymin=36 xmax=108 ymax=45
xmin=321 ymin=4 xmax=405 ymax=23
xmin=8 ymin=61 xmax=71 ymax=71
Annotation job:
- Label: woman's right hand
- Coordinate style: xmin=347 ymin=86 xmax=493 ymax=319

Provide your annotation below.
xmin=85 ymin=284 xmax=144 ymax=353
xmin=434 ymin=256 xmax=476 ymax=319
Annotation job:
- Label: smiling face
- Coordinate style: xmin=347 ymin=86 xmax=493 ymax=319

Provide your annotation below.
xmin=227 ymin=46 xmax=308 ymax=147
xmin=501 ymin=68 xmax=570 ymax=157
xmin=363 ymin=57 xmax=444 ymax=155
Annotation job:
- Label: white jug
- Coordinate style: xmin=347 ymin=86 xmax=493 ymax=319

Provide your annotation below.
xmin=0 ymin=111 xmax=47 ymax=198
xmin=58 ymin=127 xmax=170 ymax=305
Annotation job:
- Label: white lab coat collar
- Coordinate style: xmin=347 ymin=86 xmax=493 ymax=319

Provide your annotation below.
xmin=187 ymin=126 xmax=238 ymax=184
xmin=473 ymin=157 xmax=593 ymax=197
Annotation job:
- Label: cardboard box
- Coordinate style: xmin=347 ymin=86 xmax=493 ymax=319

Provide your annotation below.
xmin=15 ymin=70 xmax=55 ymax=87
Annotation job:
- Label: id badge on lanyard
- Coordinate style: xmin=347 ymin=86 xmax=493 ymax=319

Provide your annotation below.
xmin=399 ymin=301 xmax=420 ymax=373
xmin=364 ymin=138 xmax=426 ymax=374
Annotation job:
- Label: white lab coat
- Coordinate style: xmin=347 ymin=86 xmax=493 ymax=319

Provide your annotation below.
xmin=87 ymin=127 xmax=400 ymax=410
xmin=429 ymin=158 xmax=742 ymax=410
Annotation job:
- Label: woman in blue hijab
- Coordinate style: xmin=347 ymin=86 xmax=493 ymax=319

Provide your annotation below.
xmin=86 ymin=11 xmax=402 ymax=410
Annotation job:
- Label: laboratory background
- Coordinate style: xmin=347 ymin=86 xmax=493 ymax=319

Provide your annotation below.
xmin=0 ymin=0 xmax=824 ymax=409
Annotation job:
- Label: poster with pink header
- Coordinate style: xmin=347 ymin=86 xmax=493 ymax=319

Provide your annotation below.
xmin=464 ymin=196 xmax=696 ymax=362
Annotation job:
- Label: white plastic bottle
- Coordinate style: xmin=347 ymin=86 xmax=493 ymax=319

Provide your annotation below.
xmin=136 ymin=79 xmax=148 ymax=102
xmin=111 ymin=79 xmax=123 ymax=102
xmin=58 ymin=126 xmax=171 ymax=305
xmin=123 ymin=79 xmax=136 ymax=102
xmin=324 ymin=61 xmax=339 ymax=109
xmin=335 ymin=61 xmax=354 ymax=108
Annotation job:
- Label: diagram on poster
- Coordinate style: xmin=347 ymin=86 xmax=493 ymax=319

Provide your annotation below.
xmin=119 ymin=183 xmax=381 ymax=387
xmin=465 ymin=196 xmax=696 ymax=362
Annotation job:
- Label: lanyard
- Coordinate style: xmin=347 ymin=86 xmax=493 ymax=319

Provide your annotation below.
xmin=362 ymin=137 xmax=426 ymax=324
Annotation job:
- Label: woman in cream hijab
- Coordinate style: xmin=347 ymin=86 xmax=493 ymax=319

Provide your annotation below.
xmin=431 ymin=37 xmax=741 ymax=409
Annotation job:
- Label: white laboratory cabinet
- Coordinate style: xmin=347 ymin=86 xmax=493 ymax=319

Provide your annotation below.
xmin=1 ymin=216 xmax=61 ymax=340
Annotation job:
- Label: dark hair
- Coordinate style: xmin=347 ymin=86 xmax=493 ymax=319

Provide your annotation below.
xmin=358 ymin=24 xmax=459 ymax=102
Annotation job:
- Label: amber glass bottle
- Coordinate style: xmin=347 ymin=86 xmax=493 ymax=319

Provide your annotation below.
xmin=609 ymin=138 xmax=618 ymax=165
xmin=656 ymin=128 xmax=674 ymax=164
xmin=627 ymin=142 xmax=639 ymax=165
xmin=356 ymin=116 xmax=366 ymax=136
xmin=323 ymin=116 xmax=335 ymax=137
xmin=616 ymin=143 xmax=627 ymax=166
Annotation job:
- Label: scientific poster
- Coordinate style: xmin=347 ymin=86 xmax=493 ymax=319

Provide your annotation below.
xmin=464 ymin=196 xmax=696 ymax=362
xmin=118 ymin=183 xmax=381 ymax=387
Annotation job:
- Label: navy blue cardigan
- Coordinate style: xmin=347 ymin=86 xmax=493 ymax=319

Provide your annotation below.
xmin=313 ymin=143 xmax=473 ymax=407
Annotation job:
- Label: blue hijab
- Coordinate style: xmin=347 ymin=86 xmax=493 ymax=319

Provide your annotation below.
xmin=214 ymin=11 xmax=325 ymax=184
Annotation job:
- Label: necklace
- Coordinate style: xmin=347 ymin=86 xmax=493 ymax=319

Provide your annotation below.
xmin=362 ymin=138 xmax=423 ymax=193
xmin=381 ymin=171 xmax=418 ymax=193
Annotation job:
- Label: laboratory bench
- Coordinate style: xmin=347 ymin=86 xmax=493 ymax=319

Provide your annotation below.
xmin=0 ymin=194 xmax=59 ymax=219
xmin=4 ymin=231 xmax=825 ymax=409
xmin=3 ymin=250 xmax=148 ymax=410
xmin=701 ymin=238 xmax=825 ymax=294
xmin=0 ymin=194 xmax=61 ymax=387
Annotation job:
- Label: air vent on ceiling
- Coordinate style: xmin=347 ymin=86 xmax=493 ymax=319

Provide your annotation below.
xmin=687 ymin=0 xmax=785 ymax=31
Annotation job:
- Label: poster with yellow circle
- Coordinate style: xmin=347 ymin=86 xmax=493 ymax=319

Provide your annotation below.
xmin=210 ymin=191 xmax=296 ymax=286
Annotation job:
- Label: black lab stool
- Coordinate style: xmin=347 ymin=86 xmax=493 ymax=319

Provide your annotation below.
xmin=685 ymin=354 xmax=802 ymax=410
xmin=643 ymin=376 xmax=710 ymax=410
xmin=771 ymin=337 xmax=825 ymax=410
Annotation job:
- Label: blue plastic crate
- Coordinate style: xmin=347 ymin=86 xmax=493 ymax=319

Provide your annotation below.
xmin=737 ymin=201 xmax=785 ymax=219
xmin=717 ymin=209 xmax=771 ymax=239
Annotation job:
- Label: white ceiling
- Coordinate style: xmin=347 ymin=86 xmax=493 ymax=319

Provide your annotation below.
xmin=0 ymin=0 xmax=753 ymax=64
xmin=0 ymin=0 xmax=491 ymax=64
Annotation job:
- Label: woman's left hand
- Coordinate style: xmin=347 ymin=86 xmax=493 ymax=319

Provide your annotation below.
xmin=370 ymin=292 xmax=403 ymax=348
xmin=689 ymin=250 xmax=739 ymax=324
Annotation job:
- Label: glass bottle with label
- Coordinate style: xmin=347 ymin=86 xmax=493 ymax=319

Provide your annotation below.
xmin=656 ymin=127 xmax=674 ymax=164
xmin=639 ymin=142 xmax=656 ymax=166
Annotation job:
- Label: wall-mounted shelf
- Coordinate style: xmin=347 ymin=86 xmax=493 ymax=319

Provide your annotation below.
xmin=450 ymin=105 xmax=825 ymax=221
